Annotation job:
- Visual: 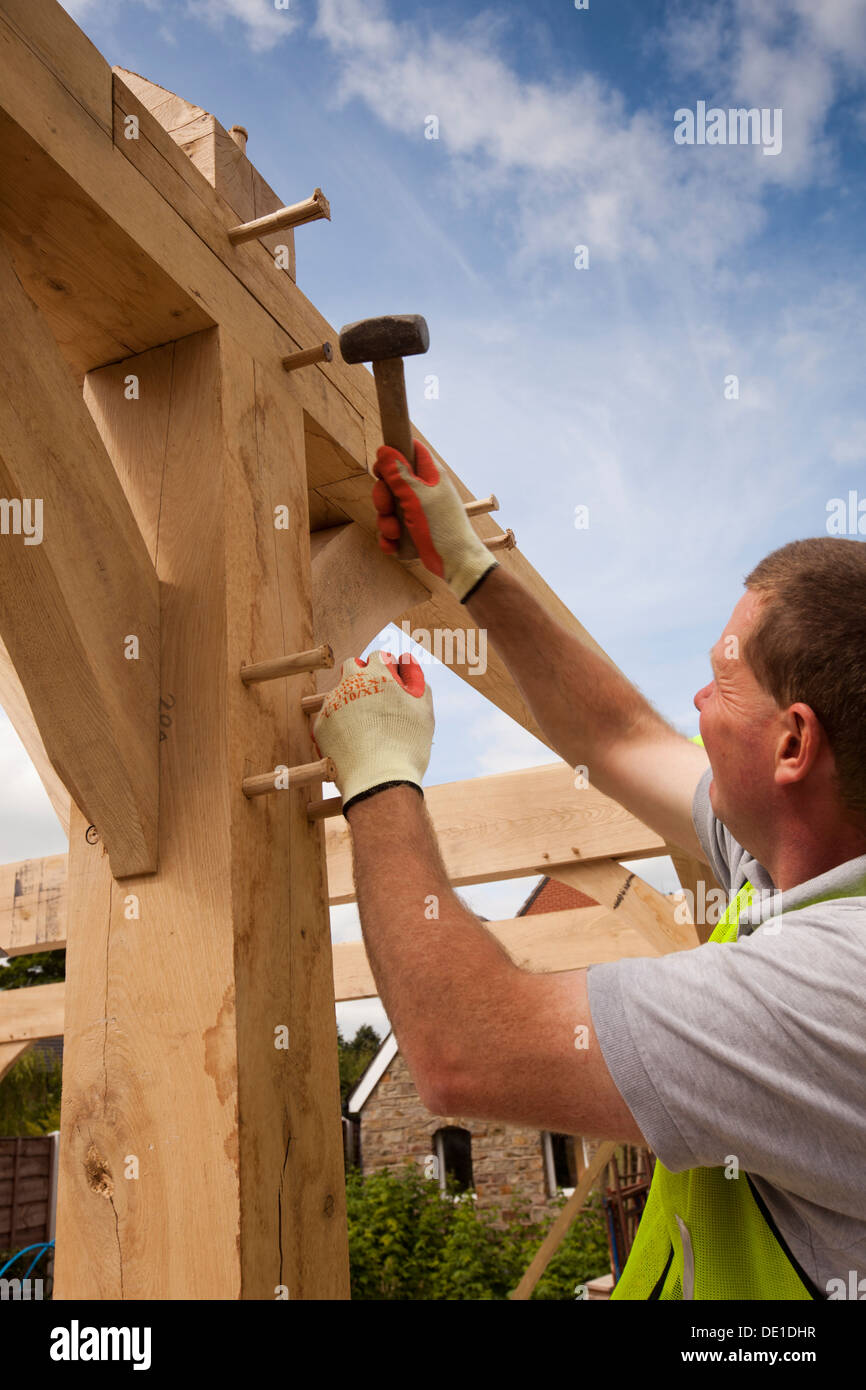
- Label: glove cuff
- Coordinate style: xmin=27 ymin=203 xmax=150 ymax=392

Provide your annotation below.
xmin=458 ymin=560 xmax=499 ymax=604
xmin=449 ymin=536 xmax=500 ymax=602
xmin=343 ymin=780 xmax=424 ymax=817
xmin=339 ymin=748 xmax=429 ymax=811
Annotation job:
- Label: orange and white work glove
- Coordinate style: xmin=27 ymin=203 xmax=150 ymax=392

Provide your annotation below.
xmin=311 ymin=650 xmax=434 ymax=814
xmin=372 ymin=440 xmax=499 ymax=603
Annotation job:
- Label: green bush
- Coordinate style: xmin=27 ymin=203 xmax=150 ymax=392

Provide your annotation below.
xmin=0 ymin=950 xmax=65 ymax=990
xmin=531 ymin=1189 xmax=612 ymax=1299
xmin=0 ymin=1047 xmax=62 ymax=1136
xmin=346 ymin=1160 xmax=610 ymax=1300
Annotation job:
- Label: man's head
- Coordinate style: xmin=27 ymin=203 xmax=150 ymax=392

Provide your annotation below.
xmin=694 ymin=537 xmax=866 ymax=877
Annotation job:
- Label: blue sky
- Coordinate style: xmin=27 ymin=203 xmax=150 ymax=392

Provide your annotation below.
xmin=3 ymin=0 xmax=865 ymax=1040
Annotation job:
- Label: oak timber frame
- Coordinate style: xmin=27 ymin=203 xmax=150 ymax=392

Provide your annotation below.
xmin=0 ymin=0 xmax=720 ymax=1298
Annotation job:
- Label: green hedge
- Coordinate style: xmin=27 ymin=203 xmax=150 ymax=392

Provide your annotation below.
xmin=346 ymin=1160 xmax=610 ymax=1300
xmin=0 ymin=1048 xmax=62 ymax=1137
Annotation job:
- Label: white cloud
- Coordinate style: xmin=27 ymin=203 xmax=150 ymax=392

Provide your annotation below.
xmin=456 ymin=875 xmax=542 ymax=922
xmin=330 ymin=902 xmax=362 ymax=944
xmin=620 ymin=855 xmax=684 ymax=897
xmin=336 ymin=997 xmax=390 ymax=1042
xmin=311 ymin=0 xmax=860 ymax=273
xmin=60 ymin=0 xmax=299 ymax=51
xmin=62 ymin=0 xmax=161 ymax=14
xmin=788 ymin=0 xmax=866 ymax=66
xmin=186 ymin=0 xmax=300 ymax=52
xmin=58 ymin=0 xmax=99 ymax=16
xmin=659 ymin=8 xmax=729 ymax=80
xmin=663 ymin=0 xmax=866 ymax=189
xmin=467 ymin=707 xmax=558 ymax=777
xmin=0 ymin=716 xmax=68 ymax=864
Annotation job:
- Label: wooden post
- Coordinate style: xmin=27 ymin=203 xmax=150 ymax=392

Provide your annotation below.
xmin=53 ymin=330 xmax=350 ymax=1299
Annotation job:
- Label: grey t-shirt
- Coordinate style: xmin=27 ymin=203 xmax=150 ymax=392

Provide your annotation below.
xmin=587 ymin=766 xmax=866 ymax=1297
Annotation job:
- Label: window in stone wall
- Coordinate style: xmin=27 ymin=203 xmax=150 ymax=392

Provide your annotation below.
xmin=542 ymin=1132 xmax=578 ymax=1196
xmin=434 ymin=1126 xmax=474 ymax=1193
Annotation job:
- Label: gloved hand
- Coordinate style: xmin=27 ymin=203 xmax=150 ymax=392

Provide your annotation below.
xmin=311 ymin=650 xmax=434 ymax=814
xmin=372 ymin=440 xmax=499 ymax=603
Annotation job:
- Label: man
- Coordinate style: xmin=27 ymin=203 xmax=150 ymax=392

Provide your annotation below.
xmin=312 ymin=439 xmax=866 ymax=1300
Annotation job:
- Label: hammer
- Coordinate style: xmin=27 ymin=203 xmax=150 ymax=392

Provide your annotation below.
xmin=339 ymin=313 xmax=429 ymax=559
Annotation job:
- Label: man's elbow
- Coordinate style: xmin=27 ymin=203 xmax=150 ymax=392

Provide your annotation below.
xmin=415 ymin=1064 xmax=458 ymax=1116
xmin=421 ymin=1062 xmax=496 ymax=1121
xmin=412 ymin=1032 xmax=473 ymax=1116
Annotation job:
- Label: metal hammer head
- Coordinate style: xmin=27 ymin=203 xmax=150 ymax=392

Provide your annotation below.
xmin=339 ymin=314 xmax=429 ymax=365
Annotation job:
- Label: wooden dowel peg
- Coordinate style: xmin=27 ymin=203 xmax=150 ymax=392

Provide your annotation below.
xmin=307 ymin=796 xmax=344 ymax=821
xmin=228 ymin=189 xmax=331 ymax=245
xmin=464 ymin=494 xmax=499 ymax=517
xmin=241 ymin=644 xmax=334 ymax=685
xmin=301 ymin=693 xmax=326 ymax=715
xmin=484 ymin=528 xmax=516 ymax=553
xmin=281 ymin=342 xmax=333 ymax=373
xmin=229 ymin=125 xmax=248 ymax=153
xmin=243 ymin=757 xmax=335 ymax=799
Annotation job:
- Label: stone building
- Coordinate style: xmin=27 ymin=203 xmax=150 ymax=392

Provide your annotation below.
xmin=347 ymin=875 xmax=602 ymax=1223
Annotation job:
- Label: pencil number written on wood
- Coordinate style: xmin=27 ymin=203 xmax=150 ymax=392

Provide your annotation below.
xmin=159 ymin=693 xmax=176 ymax=742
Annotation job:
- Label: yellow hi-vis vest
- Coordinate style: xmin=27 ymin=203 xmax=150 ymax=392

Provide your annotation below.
xmin=610 ymin=881 xmax=822 ymax=1299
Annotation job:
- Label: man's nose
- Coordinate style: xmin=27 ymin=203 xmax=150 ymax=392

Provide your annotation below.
xmin=694 ymin=682 xmax=710 ymax=711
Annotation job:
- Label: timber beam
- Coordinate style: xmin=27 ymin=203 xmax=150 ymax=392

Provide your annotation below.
xmin=0 ymin=854 xmax=67 ymax=957
xmin=0 ymin=902 xmax=671 ymax=1037
xmin=323 ymin=760 xmax=669 ymax=905
xmin=0 ymin=0 xmax=623 ymax=760
xmin=332 ymin=902 xmax=667 ymax=1001
xmin=550 ymin=861 xmax=698 ymax=954
xmin=0 ymin=1040 xmax=32 ymax=1083
xmin=1 ymin=761 xmax=677 ymax=953
xmin=0 ymin=233 xmax=160 ymax=878
xmin=0 ymin=981 xmax=64 ymax=1044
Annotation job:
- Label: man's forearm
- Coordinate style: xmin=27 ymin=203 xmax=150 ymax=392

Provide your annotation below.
xmin=345 ymin=784 xmax=516 ymax=1105
xmin=466 ymin=564 xmax=669 ymax=778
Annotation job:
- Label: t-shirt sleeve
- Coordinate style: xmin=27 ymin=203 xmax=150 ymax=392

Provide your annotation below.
xmin=588 ymin=909 xmax=866 ymax=1207
xmin=586 ymin=781 xmax=866 ymax=1208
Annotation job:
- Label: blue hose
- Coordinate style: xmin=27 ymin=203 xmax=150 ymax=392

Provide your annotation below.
xmin=0 ymin=1239 xmax=55 ymax=1279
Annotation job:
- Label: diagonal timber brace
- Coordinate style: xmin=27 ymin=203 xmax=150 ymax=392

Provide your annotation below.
xmin=0 ymin=232 xmax=159 ymax=877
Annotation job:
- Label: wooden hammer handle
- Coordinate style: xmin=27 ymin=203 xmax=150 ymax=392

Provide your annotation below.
xmin=371 ymin=357 xmax=418 ymax=561
xmin=372 ymin=358 xmax=415 ymax=463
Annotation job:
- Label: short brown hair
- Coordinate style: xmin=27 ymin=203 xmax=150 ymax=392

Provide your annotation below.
xmin=742 ymin=537 xmax=866 ymax=827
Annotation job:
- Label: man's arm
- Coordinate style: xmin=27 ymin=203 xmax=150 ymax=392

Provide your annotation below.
xmin=372 ymin=443 xmax=710 ymax=861
xmin=347 ymin=785 xmax=646 ymax=1144
xmin=465 ymin=565 xmax=710 ymax=860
